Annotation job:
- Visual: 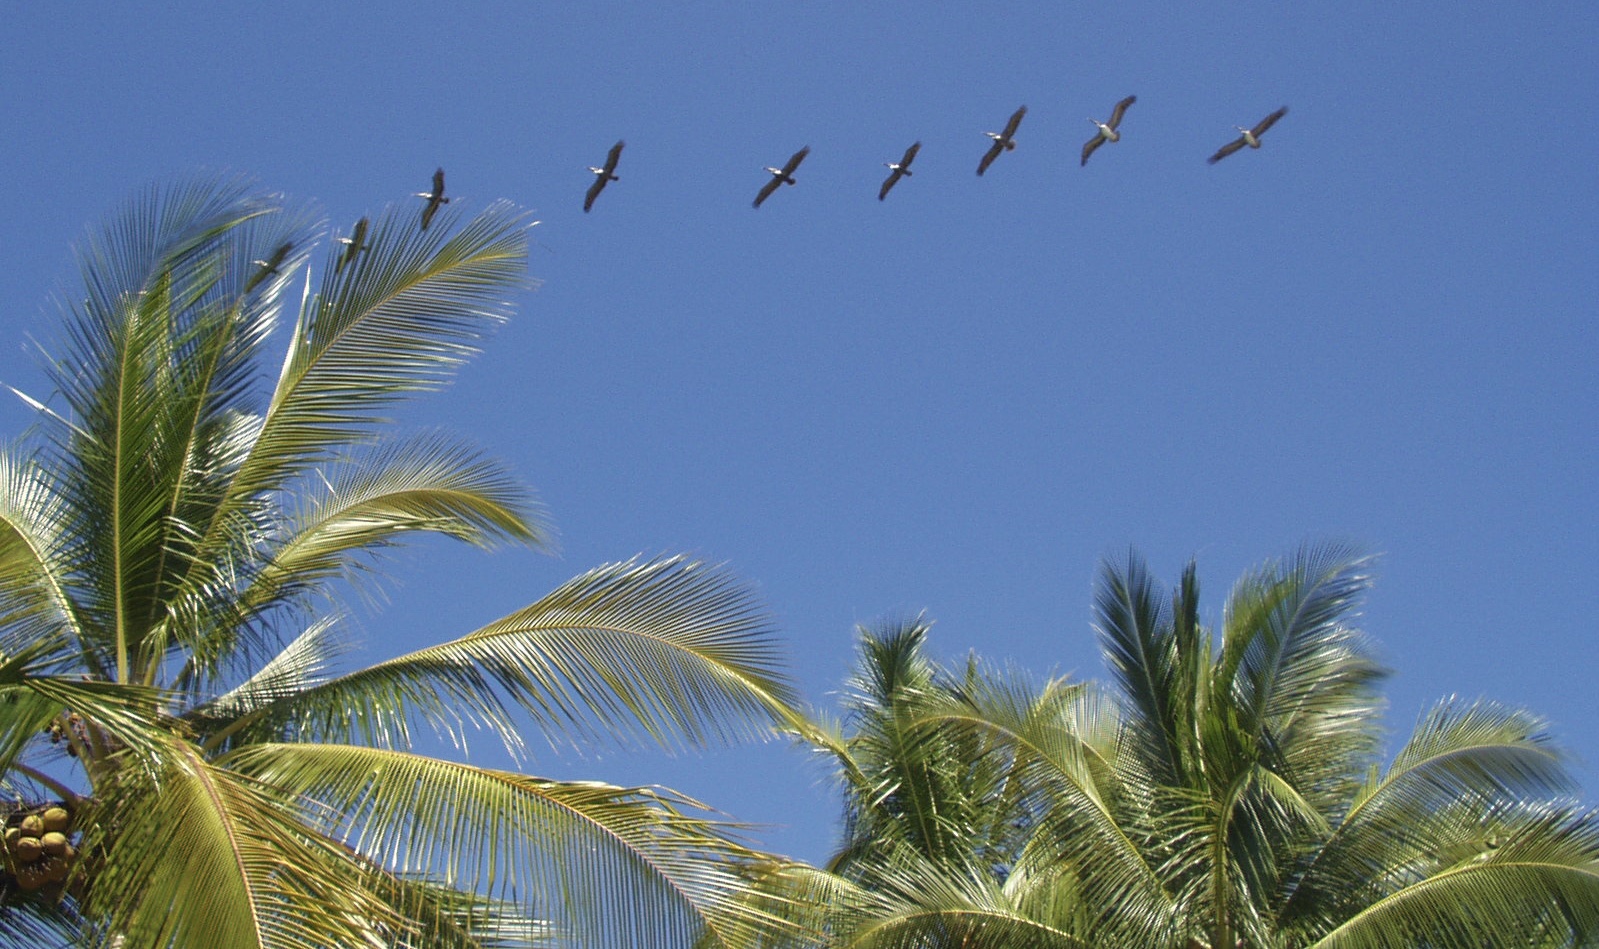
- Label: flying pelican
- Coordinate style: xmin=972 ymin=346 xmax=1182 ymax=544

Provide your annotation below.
xmin=878 ymin=141 xmax=921 ymax=201
xmin=415 ymin=168 xmax=449 ymax=230
xmin=336 ymin=217 xmax=369 ymax=273
xmin=245 ymin=242 xmax=291 ymax=293
xmin=1081 ymin=95 xmax=1137 ymax=166
xmin=753 ymin=146 xmax=810 ymax=209
xmin=977 ymin=105 xmax=1027 ymax=176
xmin=1207 ymin=107 xmax=1289 ymax=164
xmin=584 ymin=140 xmax=625 ymax=212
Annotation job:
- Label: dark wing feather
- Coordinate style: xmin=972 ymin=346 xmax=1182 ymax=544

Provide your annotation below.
xmin=432 ymin=167 xmax=446 ymax=196
xmin=753 ymin=175 xmax=782 ymax=208
xmin=1108 ymin=95 xmax=1136 ymax=129
xmin=603 ymin=140 xmax=625 ymax=174
xmin=900 ymin=141 xmax=921 ymax=167
xmin=878 ymin=169 xmax=901 ymax=201
xmin=584 ymin=175 xmax=606 ymax=212
xmin=1081 ymin=133 xmax=1106 ymax=167
xmin=420 ymin=196 xmax=439 ymax=230
xmin=1207 ymin=136 xmax=1247 ymax=164
xmin=1252 ymin=106 xmax=1288 ymax=138
xmin=1002 ymin=105 xmax=1027 ymax=139
xmin=781 ymin=146 xmax=811 ymax=176
xmin=977 ymin=139 xmax=1004 ymax=175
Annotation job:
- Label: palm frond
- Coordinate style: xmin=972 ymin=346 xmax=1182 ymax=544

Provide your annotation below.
xmin=1305 ymin=805 xmax=1599 ymax=949
xmin=224 ymin=742 xmax=805 ymax=949
xmin=77 ymin=741 xmax=407 ymax=949
xmin=208 ymin=557 xmax=794 ymax=760
xmin=1092 ymin=551 xmax=1185 ymax=784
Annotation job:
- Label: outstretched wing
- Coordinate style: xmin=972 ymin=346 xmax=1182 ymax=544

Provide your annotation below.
xmin=1108 ymin=95 xmax=1136 ymax=129
xmin=899 ymin=141 xmax=921 ymax=168
xmin=1002 ymin=105 xmax=1028 ymax=139
xmin=781 ymin=146 xmax=811 ymax=176
xmin=977 ymin=139 xmax=1004 ymax=176
xmin=1081 ymin=133 xmax=1106 ymax=167
xmin=1207 ymin=136 xmax=1247 ymax=164
xmin=432 ymin=167 xmax=446 ymax=197
xmin=753 ymin=175 xmax=782 ymax=209
xmin=1252 ymin=106 xmax=1288 ymax=138
xmin=584 ymin=175 xmax=607 ymax=212
xmin=878 ymin=168 xmax=901 ymax=201
xmin=603 ymin=140 xmax=625 ymax=174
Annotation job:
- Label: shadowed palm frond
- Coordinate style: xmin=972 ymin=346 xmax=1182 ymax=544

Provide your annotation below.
xmin=225 ymin=742 xmax=805 ymax=949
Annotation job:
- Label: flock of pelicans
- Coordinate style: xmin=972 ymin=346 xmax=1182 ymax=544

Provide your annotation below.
xmin=586 ymin=99 xmax=1290 ymax=210
xmin=249 ymin=101 xmax=1289 ymax=281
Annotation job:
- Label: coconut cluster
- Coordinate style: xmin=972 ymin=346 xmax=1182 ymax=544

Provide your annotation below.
xmin=4 ymin=804 xmax=76 ymax=892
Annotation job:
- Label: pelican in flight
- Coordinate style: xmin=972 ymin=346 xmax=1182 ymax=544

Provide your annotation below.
xmin=1208 ymin=107 xmax=1289 ymax=164
xmin=878 ymin=141 xmax=921 ymax=201
xmin=415 ymin=168 xmax=449 ymax=230
xmin=584 ymin=140 xmax=625 ymax=212
xmin=1081 ymin=95 xmax=1136 ymax=166
xmin=753 ymin=146 xmax=810 ymax=208
xmin=977 ymin=105 xmax=1027 ymax=176
xmin=336 ymin=217 xmax=369 ymax=273
xmin=245 ymin=242 xmax=291 ymax=293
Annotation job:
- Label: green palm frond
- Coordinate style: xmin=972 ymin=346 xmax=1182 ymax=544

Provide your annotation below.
xmin=79 ymin=742 xmax=407 ymax=949
xmin=1092 ymin=551 xmax=1185 ymax=784
xmin=255 ymin=556 xmax=795 ymax=755
xmin=1218 ymin=543 xmax=1385 ymax=808
xmin=224 ymin=742 xmax=803 ymax=949
xmin=249 ymin=200 xmax=532 ymax=477
xmin=0 ymin=446 xmax=89 ymax=662
xmin=1281 ymin=697 xmax=1580 ymax=930
xmin=1306 ymin=805 xmax=1599 ymax=949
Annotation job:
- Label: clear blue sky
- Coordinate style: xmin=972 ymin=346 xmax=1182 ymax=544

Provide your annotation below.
xmin=6 ymin=3 xmax=1597 ymax=866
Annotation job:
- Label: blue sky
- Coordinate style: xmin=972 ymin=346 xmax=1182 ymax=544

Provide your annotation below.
xmin=6 ymin=3 xmax=1597 ymax=866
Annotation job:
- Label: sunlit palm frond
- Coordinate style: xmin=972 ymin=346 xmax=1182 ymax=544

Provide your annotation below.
xmin=248 ymin=201 xmax=532 ymax=477
xmin=224 ymin=742 xmax=805 ymax=949
xmin=216 ymin=557 xmax=794 ymax=760
xmin=837 ymin=849 xmax=1093 ymax=949
xmin=1282 ymin=697 xmax=1581 ymax=929
xmin=79 ymin=742 xmax=407 ymax=949
xmin=0 ymin=446 xmax=88 ymax=661
xmin=1304 ymin=805 xmax=1599 ymax=949
xmin=1218 ymin=543 xmax=1385 ymax=807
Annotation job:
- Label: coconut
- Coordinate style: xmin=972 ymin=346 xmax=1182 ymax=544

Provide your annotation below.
xmin=3 ymin=827 xmax=19 ymax=847
xmin=18 ymin=814 xmax=44 ymax=837
xmin=45 ymin=857 xmax=70 ymax=882
xmin=13 ymin=837 xmax=42 ymax=863
xmin=40 ymin=832 xmax=68 ymax=856
xmin=14 ymin=861 xmax=49 ymax=890
xmin=40 ymin=806 xmax=70 ymax=833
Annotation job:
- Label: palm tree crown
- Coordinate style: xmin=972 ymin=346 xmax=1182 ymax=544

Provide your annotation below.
xmin=797 ymin=546 xmax=1599 ymax=949
xmin=0 ymin=177 xmax=802 ymax=948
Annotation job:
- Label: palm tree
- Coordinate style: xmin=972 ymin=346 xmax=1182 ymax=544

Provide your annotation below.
xmin=0 ymin=176 xmax=803 ymax=948
xmin=796 ymin=545 xmax=1599 ymax=948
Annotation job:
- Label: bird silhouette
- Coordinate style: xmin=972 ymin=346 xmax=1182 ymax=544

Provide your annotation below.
xmin=1081 ymin=95 xmax=1137 ymax=166
xmin=245 ymin=242 xmax=291 ymax=293
xmin=336 ymin=217 xmax=369 ymax=273
xmin=584 ymin=140 xmax=625 ymax=212
xmin=753 ymin=146 xmax=811 ymax=208
xmin=977 ymin=106 xmax=1027 ymax=176
xmin=878 ymin=141 xmax=921 ymax=200
xmin=1208 ymin=107 xmax=1289 ymax=164
xmin=415 ymin=168 xmax=449 ymax=230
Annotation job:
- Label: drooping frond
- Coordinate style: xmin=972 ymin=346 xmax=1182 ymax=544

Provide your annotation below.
xmin=1305 ymin=805 xmax=1599 ymax=949
xmin=221 ymin=557 xmax=795 ymax=756
xmin=78 ymin=741 xmax=408 ymax=949
xmin=0 ymin=445 xmax=90 ymax=665
xmin=224 ymin=742 xmax=806 ymax=949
